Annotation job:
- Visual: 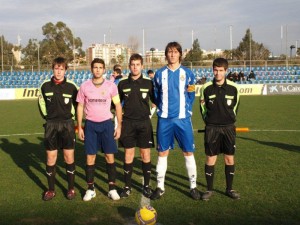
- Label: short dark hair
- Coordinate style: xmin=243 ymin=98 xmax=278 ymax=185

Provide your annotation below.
xmin=113 ymin=64 xmax=121 ymax=70
xmin=165 ymin=41 xmax=183 ymax=62
xmin=114 ymin=68 xmax=122 ymax=75
xmin=129 ymin=53 xmax=143 ymax=65
xmin=213 ymin=58 xmax=229 ymax=70
xmin=91 ymin=58 xmax=105 ymax=70
xmin=147 ymin=69 xmax=154 ymax=75
xmin=52 ymin=57 xmax=68 ymax=70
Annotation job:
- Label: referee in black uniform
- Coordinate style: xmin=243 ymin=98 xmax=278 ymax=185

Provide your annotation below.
xmin=38 ymin=57 xmax=78 ymax=201
xmin=199 ymin=57 xmax=240 ymax=200
xmin=118 ymin=53 xmax=156 ymax=198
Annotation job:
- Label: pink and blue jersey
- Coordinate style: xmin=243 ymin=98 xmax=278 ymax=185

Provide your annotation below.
xmin=153 ymin=65 xmax=196 ymax=119
xmin=76 ymin=79 xmax=119 ymax=122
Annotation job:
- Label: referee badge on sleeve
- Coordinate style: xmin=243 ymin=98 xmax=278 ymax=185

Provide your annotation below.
xmin=142 ymin=93 xmax=147 ymax=99
xmin=227 ymin=99 xmax=232 ymax=106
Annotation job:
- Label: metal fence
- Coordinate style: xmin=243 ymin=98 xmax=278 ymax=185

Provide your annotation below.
xmin=1 ymin=59 xmax=300 ymax=73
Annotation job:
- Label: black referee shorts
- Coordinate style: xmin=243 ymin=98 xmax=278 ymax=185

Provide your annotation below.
xmin=119 ymin=118 xmax=154 ymax=149
xmin=44 ymin=120 xmax=76 ymax=150
xmin=204 ymin=125 xmax=236 ymax=156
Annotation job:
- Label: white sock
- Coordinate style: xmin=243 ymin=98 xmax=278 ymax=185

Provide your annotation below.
xmin=184 ymin=155 xmax=197 ymax=189
xmin=156 ymin=156 xmax=168 ymax=191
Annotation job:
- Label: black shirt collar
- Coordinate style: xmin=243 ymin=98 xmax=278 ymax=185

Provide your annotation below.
xmin=128 ymin=73 xmax=143 ymax=83
xmin=51 ymin=76 xmax=66 ymax=85
xmin=213 ymin=78 xmax=227 ymax=87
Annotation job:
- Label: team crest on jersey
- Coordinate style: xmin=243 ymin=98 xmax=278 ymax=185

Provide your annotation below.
xmin=227 ymin=99 xmax=232 ymax=106
xmin=180 ymin=74 xmax=185 ymax=81
xmin=64 ymin=98 xmax=70 ymax=104
xmin=142 ymin=93 xmax=147 ymax=99
xmin=101 ymin=91 xmax=106 ymax=96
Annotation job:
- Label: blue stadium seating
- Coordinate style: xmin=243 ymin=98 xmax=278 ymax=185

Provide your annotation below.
xmin=1 ymin=65 xmax=299 ymax=89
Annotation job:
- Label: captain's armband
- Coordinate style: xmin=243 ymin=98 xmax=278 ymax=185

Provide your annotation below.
xmin=112 ymin=95 xmax=120 ymax=104
xmin=187 ymin=84 xmax=195 ymax=92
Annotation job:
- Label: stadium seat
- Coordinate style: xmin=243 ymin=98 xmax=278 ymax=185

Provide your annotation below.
xmin=22 ymin=80 xmax=28 ymax=85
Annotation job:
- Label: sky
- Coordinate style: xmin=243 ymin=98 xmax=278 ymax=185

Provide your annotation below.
xmin=0 ymin=0 xmax=299 ymax=56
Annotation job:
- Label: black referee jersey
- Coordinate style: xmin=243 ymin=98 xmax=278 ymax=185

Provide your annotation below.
xmin=38 ymin=77 xmax=78 ymax=121
xmin=199 ymin=79 xmax=240 ymax=126
xmin=118 ymin=74 xmax=155 ymax=120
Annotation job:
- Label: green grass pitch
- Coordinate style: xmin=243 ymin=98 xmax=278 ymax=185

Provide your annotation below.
xmin=0 ymin=95 xmax=299 ymax=225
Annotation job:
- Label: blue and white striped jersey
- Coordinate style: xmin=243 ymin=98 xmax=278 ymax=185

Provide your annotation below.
xmin=153 ymin=65 xmax=196 ymax=119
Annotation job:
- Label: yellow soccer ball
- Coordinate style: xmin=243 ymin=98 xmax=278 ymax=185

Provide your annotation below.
xmin=135 ymin=205 xmax=157 ymax=225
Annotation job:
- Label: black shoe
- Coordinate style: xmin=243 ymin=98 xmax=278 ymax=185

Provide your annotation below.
xmin=120 ymin=187 xmax=131 ymax=198
xmin=226 ymin=190 xmax=240 ymax=199
xmin=142 ymin=186 xmax=153 ymax=198
xmin=150 ymin=187 xmax=165 ymax=200
xmin=201 ymin=191 xmax=213 ymax=201
xmin=190 ymin=188 xmax=200 ymax=200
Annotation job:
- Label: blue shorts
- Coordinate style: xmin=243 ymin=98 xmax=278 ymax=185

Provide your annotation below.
xmin=156 ymin=117 xmax=195 ymax=152
xmin=84 ymin=119 xmax=118 ymax=155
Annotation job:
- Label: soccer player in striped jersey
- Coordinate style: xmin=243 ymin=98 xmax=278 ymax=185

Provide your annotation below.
xmin=150 ymin=42 xmax=200 ymax=200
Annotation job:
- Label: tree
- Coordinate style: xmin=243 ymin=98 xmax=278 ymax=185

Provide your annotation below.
xmin=21 ymin=38 xmax=39 ymax=69
xmin=234 ymin=29 xmax=270 ymax=60
xmin=222 ymin=49 xmax=233 ymax=59
xmin=110 ymin=58 xmax=117 ymax=65
xmin=21 ymin=21 xmax=84 ymax=68
xmin=117 ymin=54 xmax=125 ymax=65
xmin=183 ymin=38 xmax=203 ymax=65
xmin=128 ymin=36 xmax=139 ymax=53
xmin=0 ymin=35 xmax=17 ymax=70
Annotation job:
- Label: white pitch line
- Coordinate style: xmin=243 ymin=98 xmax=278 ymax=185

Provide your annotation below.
xmin=1 ymin=129 xmax=300 ymax=138
xmin=140 ymin=193 xmax=151 ymax=207
xmin=193 ymin=129 xmax=300 ymax=132
xmin=0 ymin=132 xmax=43 ymax=137
xmin=250 ymin=129 xmax=300 ymax=132
xmin=140 ymin=177 xmax=151 ymax=207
